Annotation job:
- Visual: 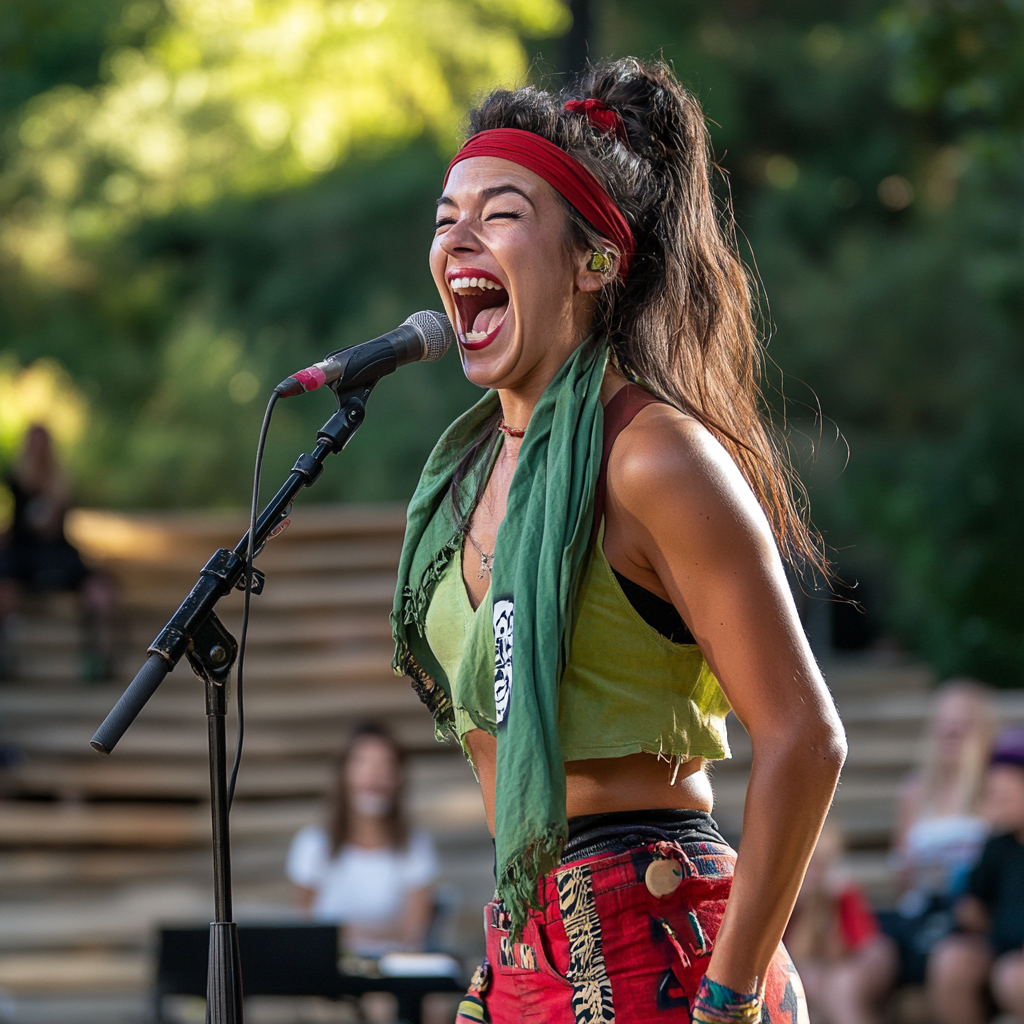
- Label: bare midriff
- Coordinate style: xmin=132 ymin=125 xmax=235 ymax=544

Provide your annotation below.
xmin=464 ymin=729 xmax=712 ymax=837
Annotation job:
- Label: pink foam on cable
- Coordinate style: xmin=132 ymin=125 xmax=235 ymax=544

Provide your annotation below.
xmin=294 ymin=366 xmax=327 ymax=392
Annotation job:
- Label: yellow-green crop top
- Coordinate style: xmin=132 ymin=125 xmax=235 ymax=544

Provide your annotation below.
xmin=423 ymin=535 xmax=732 ymax=765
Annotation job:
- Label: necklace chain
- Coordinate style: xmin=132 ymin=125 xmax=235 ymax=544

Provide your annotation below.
xmin=466 ymin=532 xmax=494 ymax=578
xmin=467 ymin=422 xmax=518 ymax=577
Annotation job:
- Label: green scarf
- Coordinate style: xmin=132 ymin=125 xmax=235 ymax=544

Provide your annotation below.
xmin=392 ymin=337 xmax=608 ymax=936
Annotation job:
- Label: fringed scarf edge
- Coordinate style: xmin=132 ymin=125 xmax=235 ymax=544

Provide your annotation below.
xmin=497 ymin=824 xmax=567 ymax=941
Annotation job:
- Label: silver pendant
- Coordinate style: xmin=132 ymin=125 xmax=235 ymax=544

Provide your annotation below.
xmin=478 ymin=552 xmax=494 ymax=578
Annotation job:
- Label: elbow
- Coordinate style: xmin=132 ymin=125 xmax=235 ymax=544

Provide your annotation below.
xmin=758 ymin=713 xmax=847 ymax=781
xmin=813 ymin=715 xmax=847 ymax=780
xmin=828 ymin=721 xmax=848 ymax=773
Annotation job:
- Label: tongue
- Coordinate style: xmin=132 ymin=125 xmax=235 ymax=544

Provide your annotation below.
xmin=472 ymin=302 xmax=508 ymax=335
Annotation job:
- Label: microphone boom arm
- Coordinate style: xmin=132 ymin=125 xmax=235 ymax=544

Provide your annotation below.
xmin=91 ymin=376 xmax=375 ymax=753
xmin=90 ymin=378 xmax=379 ymax=1024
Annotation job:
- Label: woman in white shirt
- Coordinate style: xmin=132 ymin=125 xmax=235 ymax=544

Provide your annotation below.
xmin=287 ymin=724 xmax=438 ymax=956
xmin=883 ymin=680 xmax=995 ymax=984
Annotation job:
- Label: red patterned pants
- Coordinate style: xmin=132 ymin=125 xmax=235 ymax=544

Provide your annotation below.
xmin=456 ymin=841 xmax=808 ymax=1024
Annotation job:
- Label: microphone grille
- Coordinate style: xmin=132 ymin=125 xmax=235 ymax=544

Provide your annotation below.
xmin=404 ymin=310 xmax=454 ymax=362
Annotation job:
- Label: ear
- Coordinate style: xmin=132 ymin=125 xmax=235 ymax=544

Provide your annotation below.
xmin=575 ymin=247 xmax=618 ymax=293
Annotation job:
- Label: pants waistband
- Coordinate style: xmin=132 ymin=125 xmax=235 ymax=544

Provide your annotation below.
xmin=563 ymin=807 xmax=725 ymax=863
xmin=491 ymin=839 xmax=737 ymax=930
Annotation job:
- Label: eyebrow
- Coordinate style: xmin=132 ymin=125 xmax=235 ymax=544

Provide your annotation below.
xmin=435 ymin=184 xmax=536 ymax=209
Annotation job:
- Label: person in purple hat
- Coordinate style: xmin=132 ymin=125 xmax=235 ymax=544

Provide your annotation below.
xmin=928 ymin=726 xmax=1024 ymax=1024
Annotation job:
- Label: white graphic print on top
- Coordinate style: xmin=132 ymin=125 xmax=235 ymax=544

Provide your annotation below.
xmin=493 ymin=599 xmax=514 ymax=724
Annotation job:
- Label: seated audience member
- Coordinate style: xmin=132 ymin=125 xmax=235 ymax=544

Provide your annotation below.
xmin=882 ymin=680 xmax=994 ymax=984
xmin=0 ymin=424 xmax=117 ymax=680
xmin=928 ymin=728 xmax=1024 ymax=1024
xmin=786 ymin=821 xmax=897 ymax=1024
xmin=286 ymin=724 xmax=438 ymax=956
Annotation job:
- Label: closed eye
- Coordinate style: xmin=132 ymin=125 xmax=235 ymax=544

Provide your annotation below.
xmin=435 ymin=210 xmax=521 ymax=229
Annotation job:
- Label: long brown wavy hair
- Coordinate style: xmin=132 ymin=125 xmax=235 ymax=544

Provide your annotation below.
xmin=458 ymin=58 xmax=823 ymax=573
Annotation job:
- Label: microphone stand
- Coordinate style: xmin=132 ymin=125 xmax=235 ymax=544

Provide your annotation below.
xmin=90 ymin=378 xmax=379 ymax=1024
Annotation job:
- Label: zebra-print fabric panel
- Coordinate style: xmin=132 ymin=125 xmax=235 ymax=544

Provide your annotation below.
xmin=556 ymin=863 xmax=616 ymax=1024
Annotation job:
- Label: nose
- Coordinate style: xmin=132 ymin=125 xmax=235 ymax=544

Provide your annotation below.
xmin=440 ymin=215 xmax=483 ymax=260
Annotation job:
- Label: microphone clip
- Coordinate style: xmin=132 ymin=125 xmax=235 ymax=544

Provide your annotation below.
xmin=315 ymin=381 xmax=373 ymax=455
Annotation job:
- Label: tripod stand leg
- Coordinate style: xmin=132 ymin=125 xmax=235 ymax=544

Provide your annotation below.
xmin=206 ymin=676 xmax=244 ymax=1023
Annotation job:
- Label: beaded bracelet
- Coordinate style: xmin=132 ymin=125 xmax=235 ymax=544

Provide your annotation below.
xmin=691 ymin=975 xmax=763 ymax=1024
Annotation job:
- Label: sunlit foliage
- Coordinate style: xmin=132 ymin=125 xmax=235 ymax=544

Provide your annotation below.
xmin=0 ymin=0 xmax=569 ymax=284
xmin=0 ymin=355 xmax=89 ymax=461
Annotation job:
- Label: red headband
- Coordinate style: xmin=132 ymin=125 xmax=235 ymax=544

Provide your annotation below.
xmin=445 ymin=128 xmax=634 ymax=279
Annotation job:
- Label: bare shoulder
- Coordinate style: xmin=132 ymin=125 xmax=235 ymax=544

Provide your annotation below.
xmin=606 ymin=400 xmax=773 ymax=551
xmin=611 ymin=401 xmax=735 ymax=484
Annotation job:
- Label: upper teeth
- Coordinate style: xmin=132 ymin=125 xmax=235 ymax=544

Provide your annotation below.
xmin=450 ymin=276 xmax=502 ymax=292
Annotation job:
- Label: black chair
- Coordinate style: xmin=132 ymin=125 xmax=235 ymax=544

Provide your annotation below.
xmin=155 ymin=923 xmax=461 ymax=1024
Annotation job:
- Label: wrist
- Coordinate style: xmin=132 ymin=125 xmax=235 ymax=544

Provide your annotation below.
xmin=702 ymin=962 xmax=762 ymax=999
xmin=691 ymin=975 xmax=762 ymax=1024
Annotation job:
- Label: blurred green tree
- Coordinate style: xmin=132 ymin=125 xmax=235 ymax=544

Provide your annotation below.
xmin=0 ymin=0 xmax=1019 ymax=684
xmin=0 ymin=0 xmax=567 ymax=503
xmin=567 ymin=0 xmax=1022 ymax=683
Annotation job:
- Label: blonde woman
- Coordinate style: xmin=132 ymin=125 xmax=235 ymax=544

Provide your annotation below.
xmin=882 ymin=680 xmax=995 ymax=984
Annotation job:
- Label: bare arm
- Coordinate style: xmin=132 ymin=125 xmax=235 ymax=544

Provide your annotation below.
xmin=294 ymin=884 xmax=317 ymax=914
xmin=605 ymin=404 xmax=847 ymax=995
xmin=400 ymin=885 xmax=436 ymax=950
xmin=892 ymin=775 xmax=923 ymax=894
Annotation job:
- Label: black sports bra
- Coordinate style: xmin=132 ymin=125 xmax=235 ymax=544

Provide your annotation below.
xmin=611 ymin=568 xmax=696 ymax=645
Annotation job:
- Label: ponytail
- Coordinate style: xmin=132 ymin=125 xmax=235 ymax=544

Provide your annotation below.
xmin=467 ymin=59 xmax=825 ymax=576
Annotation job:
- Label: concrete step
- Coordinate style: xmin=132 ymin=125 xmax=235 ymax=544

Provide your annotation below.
xmin=6 ymin=717 xmax=435 ymax=761
xmin=0 ymin=848 xmax=215 ymax=891
xmin=0 ymin=800 xmax=317 ymax=848
xmin=0 ymin=951 xmax=151 ymax=996
xmin=101 ymin=538 xmax=405 ymax=581
xmin=9 ymin=612 xmax=393 ymax=653
xmin=0 ymin=992 xmax=148 ymax=1020
xmin=822 ymin=658 xmax=932 ymax=695
xmin=0 ymin=681 xmax=424 ymax=722
xmin=10 ymin=759 xmax=331 ymax=801
xmin=66 ymin=505 xmax=407 ymax=554
xmin=5 ymin=647 xmax=398 ymax=687
xmin=122 ymin=575 xmax=397 ymax=617
xmin=0 ymin=754 xmax=484 ymax=847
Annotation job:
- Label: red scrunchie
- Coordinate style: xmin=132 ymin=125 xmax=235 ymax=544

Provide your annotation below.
xmin=564 ymin=98 xmax=628 ymax=144
xmin=445 ymin=128 xmax=634 ymax=279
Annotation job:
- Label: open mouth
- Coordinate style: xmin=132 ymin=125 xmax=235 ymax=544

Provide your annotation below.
xmin=447 ymin=268 xmax=510 ymax=350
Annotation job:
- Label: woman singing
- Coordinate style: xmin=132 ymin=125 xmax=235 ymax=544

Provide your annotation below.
xmin=392 ymin=58 xmax=846 ymax=1024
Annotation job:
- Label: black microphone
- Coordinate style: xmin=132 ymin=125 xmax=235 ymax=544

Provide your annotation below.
xmin=274 ymin=310 xmax=454 ymax=398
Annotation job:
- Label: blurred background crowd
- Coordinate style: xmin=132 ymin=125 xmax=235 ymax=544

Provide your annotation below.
xmin=0 ymin=0 xmax=1021 ymax=1022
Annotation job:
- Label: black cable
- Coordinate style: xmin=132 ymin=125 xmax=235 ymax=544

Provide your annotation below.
xmin=228 ymin=391 xmax=279 ymax=809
